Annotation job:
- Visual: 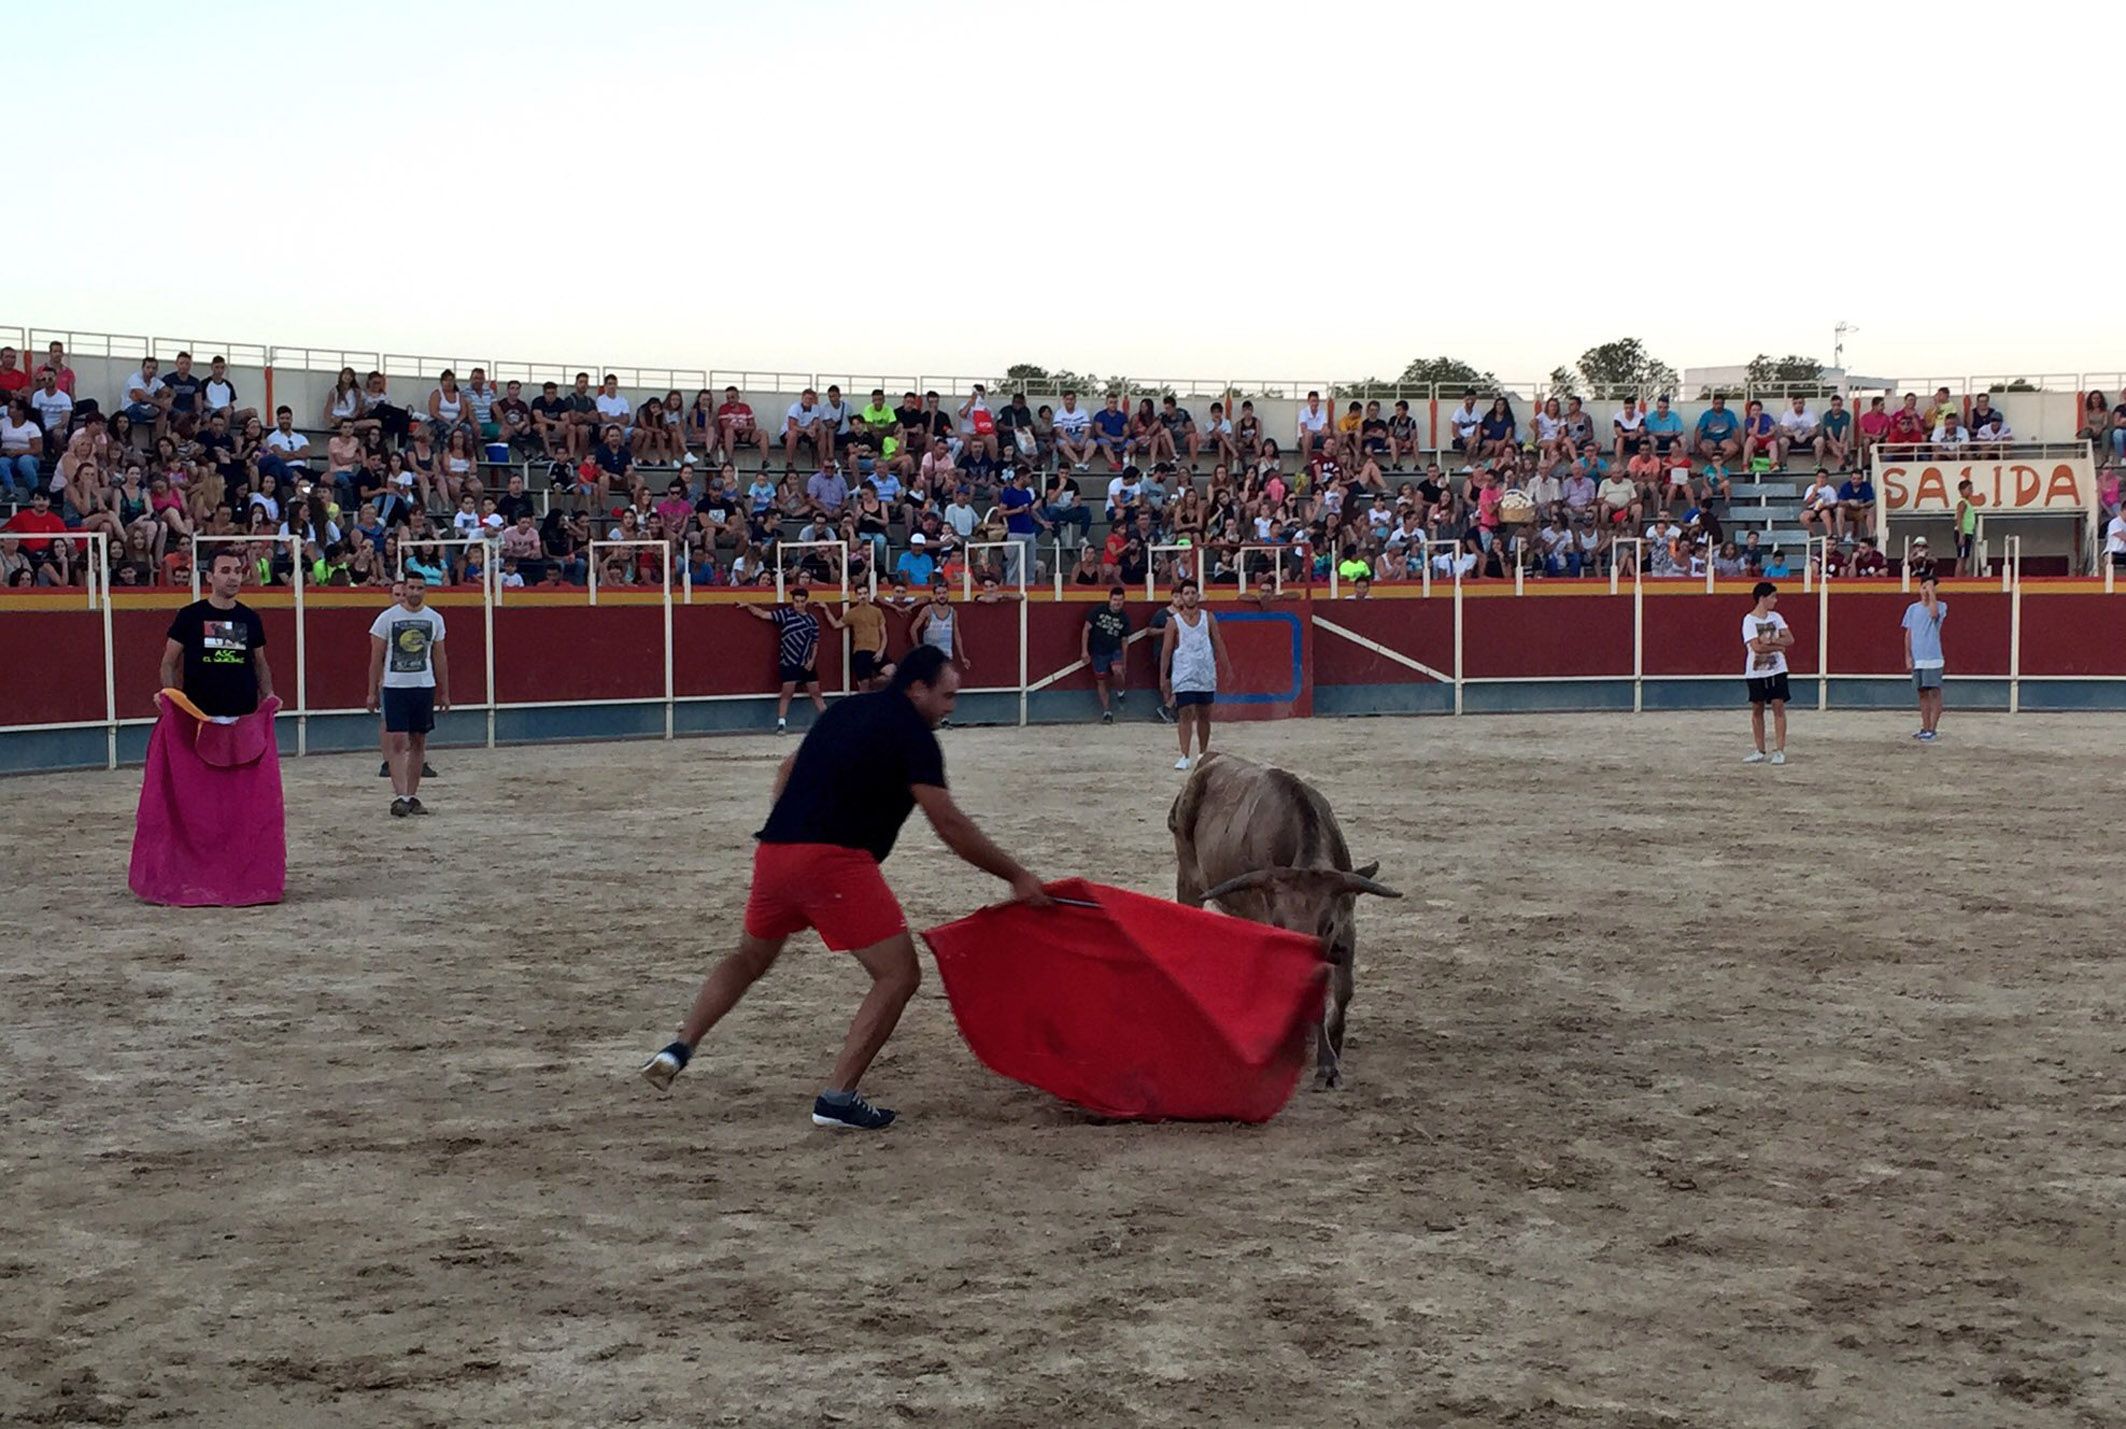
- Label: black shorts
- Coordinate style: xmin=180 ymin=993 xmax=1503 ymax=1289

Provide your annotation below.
xmin=1618 ymin=435 xmax=1644 ymax=456
xmin=1746 ymin=672 xmax=1791 ymax=706
xmin=1173 ymin=690 xmax=1216 ymax=709
xmin=779 ymin=662 xmax=819 ymax=687
xmin=382 ymin=686 xmax=436 ymax=734
xmin=851 ymin=649 xmax=883 ymax=680
xmin=1090 ymin=647 xmax=1123 ymax=676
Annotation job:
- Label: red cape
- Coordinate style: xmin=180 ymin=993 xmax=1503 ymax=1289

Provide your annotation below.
xmin=922 ymin=879 xmax=1326 ymax=1122
xmin=129 ymin=691 xmax=286 ymax=908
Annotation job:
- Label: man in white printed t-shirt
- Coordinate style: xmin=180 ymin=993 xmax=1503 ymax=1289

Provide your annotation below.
xmin=594 ymin=373 xmax=634 ymax=440
xmin=1296 ymin=390 xmax=1332 ymax=462
xmin=1775 ymin=397 xmax=1818 ymax=467
xmin=1448 ymin=392 xmax=1483 ymax=461
xmin=367 ymin=577 xmax=449 ymax=817
xmin=1051 ymin=391 xmax=1095 ymax=470
xmin=1742 ymin=580 xmax=1794 ymax=766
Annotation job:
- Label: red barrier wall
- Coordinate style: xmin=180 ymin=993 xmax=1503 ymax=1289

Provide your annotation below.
xmin=0 ymin=583 xmax=2111 ymax=730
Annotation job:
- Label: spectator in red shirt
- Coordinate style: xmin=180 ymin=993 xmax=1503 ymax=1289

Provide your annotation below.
xmin=35 ymin=341 xmax=76 ymax=397
xmin=1884 ymin=393 xmax=1930 ymax=452
xmin=0 ymin=346 xmax=28 ymax=400
xmin=4 ymin=490 xmax=74 ymax=584
xmin=717 ymin=386 xmax=770 ymax=467
xmin=1856 ymin=395 xmax=1892 ymax=467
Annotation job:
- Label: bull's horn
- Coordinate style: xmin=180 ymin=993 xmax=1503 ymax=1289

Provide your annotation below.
xmin=1198 ymin=869 xmax=1283 ymax=904
xmin=1353 ymin=860 xmax=1380 ymax=879
xmin=1338 ymin=871 xmax=1403 ymax=899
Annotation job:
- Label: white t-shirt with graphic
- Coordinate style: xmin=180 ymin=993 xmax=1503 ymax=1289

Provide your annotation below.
xmin=370 ymin=605 xmax=446 ymax=689
xmin=1742 ymin=609 xmax=1791 ymax=678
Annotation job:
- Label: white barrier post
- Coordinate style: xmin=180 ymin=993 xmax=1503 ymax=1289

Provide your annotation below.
xmin=775 ymin=539 xmax=850 ymax=607
xmin=586 ymin=539 xmax=676 ymax=736
xmin=1452 ymin=556 xmax=1465 ymax=716
xmin=1146 ymin=543 xmax=1197 ymax=603
xmin=1815 ymin=536 xmax=1831 ymax=712
xmin=2007 ymin=535 xmax=2022 ymax=715
xmin=1901 ymin=533 xmax=1912 ymax=594
xmin=1632 ymin=542 xmax=1644 ymax=714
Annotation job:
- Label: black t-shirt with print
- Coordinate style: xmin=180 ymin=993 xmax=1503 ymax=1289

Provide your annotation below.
xmin=756 ymin=689 xmax=945 ymax=862
xmin=166 ymin=598 xmax=267 ymax=716
xmin=1085 ymin=605 xmax=1129 ymax=655
xmin=893 ymin=404 xmax=926 ymax=434
xmin=164 ymin=372 xmax=204 ymax=414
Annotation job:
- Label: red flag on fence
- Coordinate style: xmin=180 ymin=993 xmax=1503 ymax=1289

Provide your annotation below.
xmin=922 ymin=878 xmax=1326 ymax=1122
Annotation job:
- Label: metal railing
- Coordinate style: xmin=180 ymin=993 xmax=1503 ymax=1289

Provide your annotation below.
xmin=16 ymin=321 xmax=2126 ymax=414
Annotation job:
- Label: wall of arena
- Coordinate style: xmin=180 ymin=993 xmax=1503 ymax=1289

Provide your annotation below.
xmin=7 ymin=581 xmax=2126 ymax=774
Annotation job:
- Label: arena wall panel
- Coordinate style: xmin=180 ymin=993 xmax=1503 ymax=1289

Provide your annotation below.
xmin=6 ymin=581 xmax=2126 ymax=773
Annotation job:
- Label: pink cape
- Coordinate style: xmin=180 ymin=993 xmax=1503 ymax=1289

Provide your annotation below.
xmin=922 ymin=879 xmax=1327 ymax=1123
xmin=128 ymin=692 xmax=287 ymax=907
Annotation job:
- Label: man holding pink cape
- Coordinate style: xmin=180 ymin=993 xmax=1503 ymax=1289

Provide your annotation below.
xmin=129 ymin=548 xmax=286 ymax=907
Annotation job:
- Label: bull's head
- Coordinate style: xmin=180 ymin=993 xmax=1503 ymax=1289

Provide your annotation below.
xmin=1198 ymin=861 xmax=1402 ymax=965
xmin=1197 ymin=861 xmax=1403 ymax=905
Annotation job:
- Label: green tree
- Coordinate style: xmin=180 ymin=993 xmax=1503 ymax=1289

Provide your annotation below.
xmin=999 ymin=362 xmax=1105 ymax=396
xmin=1742 ymin=353 xmax=1833 ymax=396
xmin=1336 ymin=355 xmax=1501 ymax=399
xmin=1556 ymin=338 xmax=1679 ymax=399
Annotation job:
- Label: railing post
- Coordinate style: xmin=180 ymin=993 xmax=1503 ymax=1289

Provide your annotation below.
xmin=1817 ymin=538 xmax=1830 ymax=713
xmin=663 ymin=548 xmax=675 ymax=741
xmin=2008 ymin=536 xmax=2022 ymax=715
xmin=1452 ymin=563 xmax=1464 ymax=716
xmin=291 ymin=534 xmax=307 ymax=756
xmin=483 ymin=558 xmax=497 ymax=749
xmin=1632 ymin=554 xmax=1643 ymax=714
xmin=99 ymin=533 xmax=116 ymax=770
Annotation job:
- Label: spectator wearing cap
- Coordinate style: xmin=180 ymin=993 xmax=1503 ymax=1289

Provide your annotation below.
xmin=1904 ymin=535 xmax=1937 ymax=583
xmin=895 ymin=531 xmax=936 ymax=586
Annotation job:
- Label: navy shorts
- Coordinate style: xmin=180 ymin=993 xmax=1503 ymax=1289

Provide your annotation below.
xmin=1173 ymin=690 xmax=1216 ymax=709
xmin=1746 ymin=673 xmax=1791 ymax=706
xmin=1090 ymin=648 xmax=1123 ymax=676
xmin=382 ymin=686 xmax=436 ymax=734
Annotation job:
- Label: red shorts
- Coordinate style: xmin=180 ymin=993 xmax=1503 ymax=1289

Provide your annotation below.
xmin=743 ymin=842 xmax=906 ymax=951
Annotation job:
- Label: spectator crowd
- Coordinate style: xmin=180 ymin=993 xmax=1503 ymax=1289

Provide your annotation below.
xmin=2 ymin=334 xmax=2100 ymax=594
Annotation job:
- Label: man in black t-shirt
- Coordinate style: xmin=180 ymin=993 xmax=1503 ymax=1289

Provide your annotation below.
xmin=159 ymin=548 xmax=272 ymax=716
xmin=640 ymin=646 xmax=1048 ymax=1129
xmin=1081 ymin=585 xmax=1131 ymax=723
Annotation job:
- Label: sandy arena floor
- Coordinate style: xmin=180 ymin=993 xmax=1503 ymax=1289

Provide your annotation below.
xmin=3 ymin=709 xmax=2122 ymax=1427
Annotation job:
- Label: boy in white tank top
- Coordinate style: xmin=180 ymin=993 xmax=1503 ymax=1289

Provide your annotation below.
xmin=1158 ymin=578 xmax=1230 ymax=771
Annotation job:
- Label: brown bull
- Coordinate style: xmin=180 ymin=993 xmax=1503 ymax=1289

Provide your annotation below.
xmin=1167 ymin=751 xmax=1400 ymax=1089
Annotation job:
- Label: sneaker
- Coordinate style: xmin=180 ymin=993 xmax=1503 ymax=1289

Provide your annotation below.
xmin=1742 ymin=751 xmax=1767 ymax=764
xmin=389 ymin=797 xmax=410 ymax=817
xmin=379 ymin=760 xmax=391 ymax=778
xmin=810 ymin=1091 xmax=896 ymax=1130
xmin=1155 ymin=704 xmax=1175 ymax=726
xmin=1114 ymin=689 xmax=1126 ymax=703
xmin=776 ymin=717 xmax=787 ymax=734
xmin=406 ymin=796 xmax=430 ymax=815
xmin=421 ymin=762 xmax=438 ymax=778
xmin=1912 ymin=729 xmax=1928 ymax=740
xmin=1769 ymin=751 xmax=1786 ymax=766
xmin=1100 ymin=710 xmax=1114 ymax=724
xmin=640 ymin=1042 xmax=690 ymax=1094
xmin=1174 ymin=755 xmax=1192 ymax=771
xmin=1918 ymin=730 xmax=1938 ymax=742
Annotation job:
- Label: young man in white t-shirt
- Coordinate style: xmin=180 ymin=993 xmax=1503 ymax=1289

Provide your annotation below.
xmin=366 ymin=578 xmax=449 ymax=816
xmin=1742 ymin=580 xmax=1794 ymax=765
xmin=594 ymin=374 xmax=634 ymax=438
xmin=2105 ymin=511 xmax=2126 ymax=570
xmin=1052 ymin=391 xmax=1094 ymax=469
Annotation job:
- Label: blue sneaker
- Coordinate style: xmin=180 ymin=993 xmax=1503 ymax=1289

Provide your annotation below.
xmin=1919 ymin=730 xmax=1939 ymax=742
xmin=639 ymin=1041 xmax=691 ymax=1094
xmin=811 ymin=1091 xmax=896 ymax=1130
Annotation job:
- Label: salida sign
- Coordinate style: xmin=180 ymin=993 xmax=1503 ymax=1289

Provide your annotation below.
xmin=1880 ymin=457 xmax=2092 ymax=514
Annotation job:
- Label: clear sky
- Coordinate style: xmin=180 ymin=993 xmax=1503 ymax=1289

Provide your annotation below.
xmin=19 ymin=0 xmax=2121 ymax=387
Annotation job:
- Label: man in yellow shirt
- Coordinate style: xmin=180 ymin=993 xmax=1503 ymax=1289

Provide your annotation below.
xmin=841 ymin=587 xmax=893 ymax=690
